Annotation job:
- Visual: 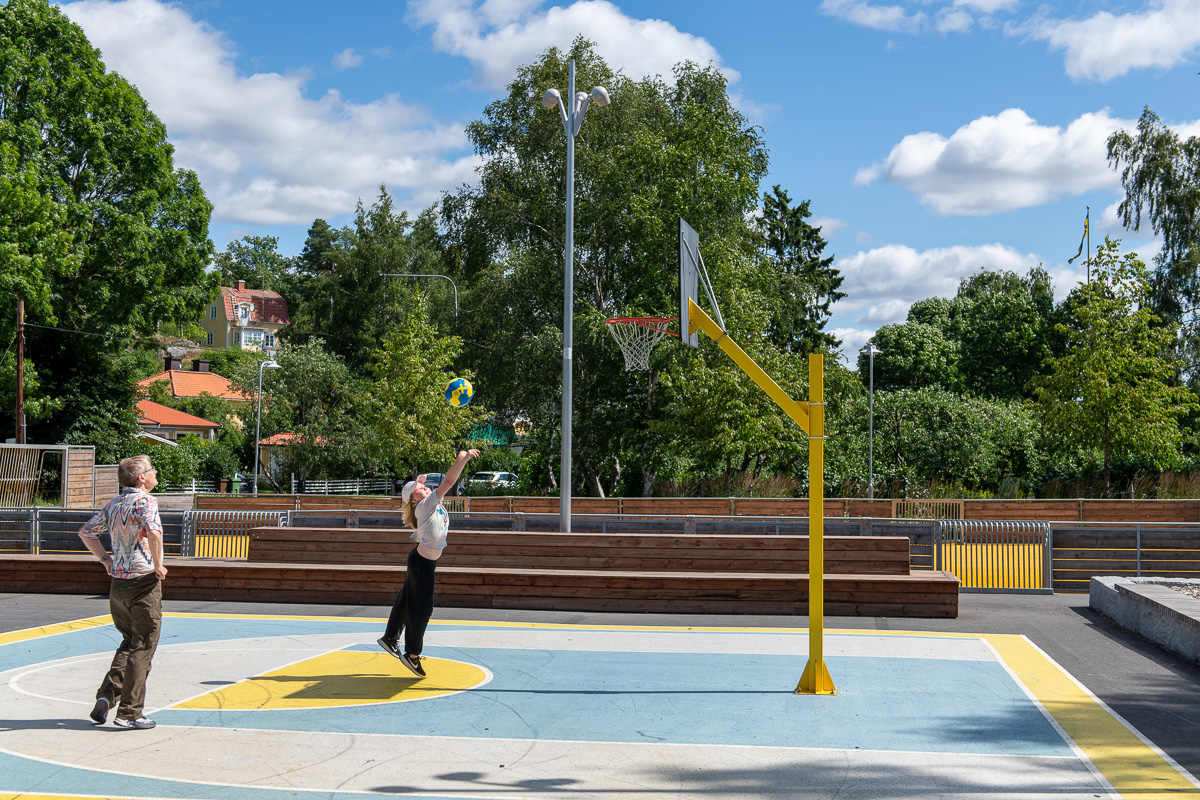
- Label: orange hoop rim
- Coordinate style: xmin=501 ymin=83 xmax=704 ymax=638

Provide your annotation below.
xmin=605 ymin=316 xmax=680 ymax=338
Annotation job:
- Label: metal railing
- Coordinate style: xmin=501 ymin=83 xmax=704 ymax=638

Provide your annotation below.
xmin=182 ymin=510 xmax=288 ymax=557
xmin=289 ymin=477 xmax=391 ymax=495
xmin=936 ymin=519 xmax=1051 ymax=592
xmin=8 ymin=507 xmax=1192 ymax=594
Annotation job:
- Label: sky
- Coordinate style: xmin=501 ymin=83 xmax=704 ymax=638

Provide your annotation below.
xmin=55 ymin=0 xmax=1200 ymax=367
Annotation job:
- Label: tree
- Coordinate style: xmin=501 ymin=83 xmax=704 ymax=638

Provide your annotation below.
xmin=1107 ymin=107 xmax=1200 ymax=377
xmin=0 ymin=0 xmax=215 ymax=447
xmin=758 ymin=185 xmax=844 ymax=354
xmin=954 ymin=267 xmax=1054 ymax=399
xmin=440 ymin=40 xmax=772 ymax=494
xmin=859 ymin=322 xmax=959 ymax=391
xmin=862 ymin=386 xmax=1043 ymax=496
xmin=213 ymin=236 xmax=290 ymax=292
xmin=364 ymin=296 xmax=490 ymax=475
xmin=227 ymin=342 xmax=378 ymax=481
xmin=1032 ymin=238 xmax=1198 ymax=490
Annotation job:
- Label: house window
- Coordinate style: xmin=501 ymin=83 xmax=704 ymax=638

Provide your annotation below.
xmin=244 ymin=330 xmax=264 ymax=346
xmin=206 ymin=332 xmax=214 ymax=346
xmin=209 ymin=305 xmax=217 ymax=319
xmin=233 ymin=331 xmax=241 ymax=345
xmin=239 ymin=304 xmax=250 ymax=321
xmin=264 ymin=333 xmax=275 ymax=348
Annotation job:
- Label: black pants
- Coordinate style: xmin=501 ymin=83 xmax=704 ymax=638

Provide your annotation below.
xmin=96 ymin=573 xmax=162 ymax=720
xmin=384 ymin=547 xmax=436 ymax=655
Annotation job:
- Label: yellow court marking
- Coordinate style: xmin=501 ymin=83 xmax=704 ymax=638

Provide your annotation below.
xmin=0 ymin=615 xmax=112 ymax=646
xmin=174 ymin=649 xmax=489 ymax=710
xmin=986 ymin=634 xmax=1200 ymax=798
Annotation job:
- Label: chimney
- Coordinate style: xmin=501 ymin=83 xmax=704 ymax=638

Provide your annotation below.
xmin=236 ymin=280 xmax=246 ymax=292
xmin=164 ymin=356 xmax=183 ymax=372
xmin=193 ymin=360 xmax=211 ymax=373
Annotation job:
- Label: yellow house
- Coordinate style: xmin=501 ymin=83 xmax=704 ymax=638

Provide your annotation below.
xmin=200 ymin=280 xmax=290 ymax=351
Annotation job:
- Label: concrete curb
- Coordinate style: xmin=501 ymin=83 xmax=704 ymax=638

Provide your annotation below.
xmin=1090 ymin=576 xmax=1200 ymax=664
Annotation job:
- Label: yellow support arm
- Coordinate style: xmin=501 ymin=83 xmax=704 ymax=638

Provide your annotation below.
xmin=687 ymin=299 xmax=810 ymax=434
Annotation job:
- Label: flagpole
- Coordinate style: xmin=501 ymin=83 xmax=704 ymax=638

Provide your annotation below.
xmin=1085 ymin=206 xmax=1090 ymax=285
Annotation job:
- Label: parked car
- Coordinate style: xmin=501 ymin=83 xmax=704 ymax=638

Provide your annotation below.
xmin=467 ymin=471 xmax=518 ymax=489
xmin=393 ymin=472 xmax=450 ymax=496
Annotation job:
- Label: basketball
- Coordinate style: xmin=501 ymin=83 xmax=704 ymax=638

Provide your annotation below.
xmin=445 ymin=377 xmax=473 ymax=407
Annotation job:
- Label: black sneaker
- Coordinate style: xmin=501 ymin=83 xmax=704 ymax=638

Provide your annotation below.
xmin=377 ymin=637 xmax=402 ymax=659
xmin=113 ymin=717 xmax=156 ymax=730
xmin=400 ymin=653 xmax=426 ymax=678
xmin=89 ymin=696 xmax=110 ymax=725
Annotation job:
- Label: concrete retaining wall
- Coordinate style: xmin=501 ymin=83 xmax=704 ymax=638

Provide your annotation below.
xmin=1090 ymin=576 xmax=1200 ymax=664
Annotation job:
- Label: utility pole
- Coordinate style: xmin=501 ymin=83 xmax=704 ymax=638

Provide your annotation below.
xmin=16 ymin=300 xmax=25 ymax=444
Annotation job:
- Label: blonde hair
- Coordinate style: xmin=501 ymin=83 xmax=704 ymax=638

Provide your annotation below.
xmin=401 ymin=497 xmax=418 ymax=529
xmin=118 ymin=455 xmax=153 ymax=488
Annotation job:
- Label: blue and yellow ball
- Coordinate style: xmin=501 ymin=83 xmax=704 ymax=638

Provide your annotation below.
xmin=445 ymin=377 xmax=473 ymax=407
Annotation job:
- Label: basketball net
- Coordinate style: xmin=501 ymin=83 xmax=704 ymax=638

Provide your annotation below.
xmin=605 ymin=317 xmax=678 ymax=371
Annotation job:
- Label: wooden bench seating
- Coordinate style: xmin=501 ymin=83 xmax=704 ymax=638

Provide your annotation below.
xmin=249 ymin=529 xmax=913 ymax=574
xmin=0 ymin=525 xmax=959 ymax=618
xmin=0 ymin=554 xmax=958 ymax=617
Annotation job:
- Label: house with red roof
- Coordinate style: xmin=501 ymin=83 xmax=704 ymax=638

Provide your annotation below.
xmin=199 ymin=279 xmax=290 ymax=352
xmin=137 ymin=357 xmax=252 ymax=404
xmin=137 ymin=399 xmax=221 ymax=442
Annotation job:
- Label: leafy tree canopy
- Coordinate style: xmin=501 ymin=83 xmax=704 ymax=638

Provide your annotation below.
xmin=0 ymin=0 xmax=215 ymax=447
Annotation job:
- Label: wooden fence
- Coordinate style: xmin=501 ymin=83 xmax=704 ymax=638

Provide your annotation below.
xmin=189 ymin=494 xmax=1200 ymax=522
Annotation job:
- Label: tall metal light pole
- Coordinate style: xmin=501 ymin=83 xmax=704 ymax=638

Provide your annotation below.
xmin=254 ymin=359 xmax=281 ymax=496
xmin=863 ymin=344 xmax=882 ymax=499
xmin=542 ymin=60 xmax=609 ymax=533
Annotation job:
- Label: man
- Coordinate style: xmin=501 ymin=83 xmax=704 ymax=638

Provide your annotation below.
xmin=77 ymin=454 xmax=168 ymax=729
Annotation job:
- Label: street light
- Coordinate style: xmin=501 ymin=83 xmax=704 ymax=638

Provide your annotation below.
xmin=543 ymin=60 xmax=609 ymax=533
xmin=254 ymin=359 xmax=282 ymax=496
xmin=863 ymin=344 xmax=882 ymax=499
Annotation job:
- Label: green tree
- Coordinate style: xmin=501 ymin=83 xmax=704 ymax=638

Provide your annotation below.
xmin=758 ymin=185 xmax=844 ymax=354
xmin=1032 ymin=238 xmax=1198 ymax=490
xmin=860 ymin=322 xmax=959 ymax=391
xmin=954 ymin=267 xmax=1054 ymax=399
xmin=1107 ymin=107 xmax=1200 ymax=344
xmin=863 ymin=386 xmax=1043 ymax=496
xmin=213 ymin=235 xmax=290 ymax=292
xmin=227 ymin=342 xmax=378 ymax=482
xmin=0 ymin=0 xmax=215 ymax=446
xmin=365 ymin=296 xmax=490 ymax=475
xmin=441 ymin=40 xmax=772 ymax=495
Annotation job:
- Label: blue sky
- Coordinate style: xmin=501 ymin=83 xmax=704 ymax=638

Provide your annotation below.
xmin=58 ymin=0 xmax=1200 ymax=365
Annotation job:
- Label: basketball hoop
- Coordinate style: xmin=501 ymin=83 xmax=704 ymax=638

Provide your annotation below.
xmin=605 ymin=317 xmax=678 ymax=371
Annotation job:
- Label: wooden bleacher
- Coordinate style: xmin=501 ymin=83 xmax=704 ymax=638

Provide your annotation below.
xmin=0 ymin=525 xmax=959 ymax=617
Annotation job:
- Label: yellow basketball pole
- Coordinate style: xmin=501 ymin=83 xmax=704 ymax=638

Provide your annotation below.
xmin=797 ymin=354 xmax=835 ymax=694
xmin=685 ymin=300 xmax=835 ymax=695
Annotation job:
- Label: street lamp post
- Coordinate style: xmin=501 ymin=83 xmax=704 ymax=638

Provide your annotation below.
xmin=542 ymin=59 xmax=609 ymax=533
xmin=254 ymin=359 xmax=282 ymax=496
xmin=863 ymin=344 xmax=881 ymax=499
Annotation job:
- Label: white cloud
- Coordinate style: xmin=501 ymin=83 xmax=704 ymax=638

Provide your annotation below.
xmin=1021 ymin=0 xmax=1200 ymax=82
xmin=854 ymin=108 xmax=1125 ymax=216
xmin=332 ymin=47 xmax=363 ymax=70
xmin=820 ymin=0 xmax=927 ymax=33
xmin=62 ymin=0 xmax=480 ymax=226
xmin=836 ymin=242 xmax=1040 ymax=323
xmin=406 ymin=0 xmax=736 ymax=90
xmin=830 ymin=241 xmax=1041 ymax=365
xmin=812 ymin=217 xmax=850 ymax=238
xmin=935 ymin=9 xmax=974 ymax=33
xmin=954 ymin=0 xmax=1017 ymax=12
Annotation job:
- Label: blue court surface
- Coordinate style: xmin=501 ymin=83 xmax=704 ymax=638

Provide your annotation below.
xmin=1 ymin=612 xmax=1197 ymax=799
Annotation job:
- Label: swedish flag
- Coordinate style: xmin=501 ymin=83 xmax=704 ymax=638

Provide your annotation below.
xmin=1068 ymin=214 xmax=1089 ymax=264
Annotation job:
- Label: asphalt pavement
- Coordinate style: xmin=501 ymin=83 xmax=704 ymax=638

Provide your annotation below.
xmin=3 ymin=589 xmax=1198 ymax=783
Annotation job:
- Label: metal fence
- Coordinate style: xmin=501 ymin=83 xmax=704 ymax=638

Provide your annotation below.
xmin=936 ymin=519 xmax=1051 ymax=592
xmin=4 ymin=507 xmax=1194 ymax=594
xmin=289 ymin=477 xmax=391 ymax=495
xmin=181 ymin=510 xmax=289 ymax=557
